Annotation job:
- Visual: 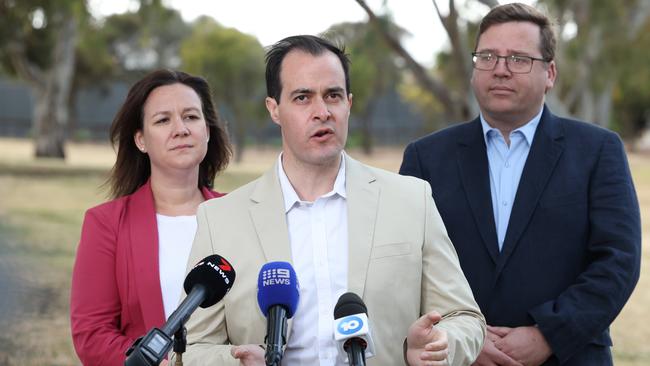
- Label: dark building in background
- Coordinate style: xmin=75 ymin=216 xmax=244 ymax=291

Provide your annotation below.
xmin=0 ymin=79 xmax=33 ymax=137
xmin=71 ymin=83 xmax=131 ymax=140
xmin=0 ymin=78 xmax=130 ymax=141
xmin=360 ymin=88 xmax=424 ymax=145
xmin=0 ymin=77 xmax=426 ymax=145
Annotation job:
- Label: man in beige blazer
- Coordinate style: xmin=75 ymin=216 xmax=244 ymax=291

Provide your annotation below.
xmin=178 ymin=35 xmax=485 ymax=366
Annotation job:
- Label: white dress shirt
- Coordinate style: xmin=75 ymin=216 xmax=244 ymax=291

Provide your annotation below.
xmin=278 ymin=153 xmax=349 ymax=366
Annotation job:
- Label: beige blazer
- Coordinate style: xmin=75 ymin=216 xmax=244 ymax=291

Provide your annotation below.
xmin=178 ymin=155 xmax=485 ymax=365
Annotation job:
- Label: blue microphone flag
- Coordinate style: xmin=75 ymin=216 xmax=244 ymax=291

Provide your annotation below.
xmin=257 ymin=261 xmax=299 ymax=318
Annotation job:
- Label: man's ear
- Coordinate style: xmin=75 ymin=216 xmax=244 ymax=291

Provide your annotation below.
xmin=265 ymin=97 xmax=281 ymax=126
xmin=545 ymin=60 xmax=557 ymax=93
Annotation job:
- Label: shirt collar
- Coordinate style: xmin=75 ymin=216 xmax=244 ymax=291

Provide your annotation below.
xmin=480 ymin=107 xmax=543 ymax=147
xmin=277 ymin=152 xmax=347 ymax=213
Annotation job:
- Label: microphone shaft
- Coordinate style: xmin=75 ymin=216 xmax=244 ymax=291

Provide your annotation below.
xmin=345 ymin=340 xmax=366 ymax=366
xmin=265 ymin=305 xmax=287 ymax=366
xmin=162 ymin=284 xmax=206 ymax=335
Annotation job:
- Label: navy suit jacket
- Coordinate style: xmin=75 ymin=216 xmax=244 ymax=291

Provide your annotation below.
xmin=399 ymin=107 xmax=641 ymax=365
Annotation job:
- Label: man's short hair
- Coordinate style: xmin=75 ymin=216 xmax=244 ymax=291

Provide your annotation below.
xmin=265 ymin=35 xmax=351 ymax=103
xmin=475 ymin=2 xmax=557 ymax=61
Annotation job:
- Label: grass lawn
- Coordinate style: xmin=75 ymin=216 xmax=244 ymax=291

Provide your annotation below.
xmin=0 ymin=137 xmax=647 ymax=365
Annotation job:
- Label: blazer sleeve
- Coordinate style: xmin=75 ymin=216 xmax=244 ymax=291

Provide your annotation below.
xmin=70 ymin=207 xmax=134 ymax=366
xmin=420 ymin=181 xmax=486 ymax=365
xmin=172 ymin=203 xmax=239 ymax=366
xmin=529 ymin=133 xmax=642 ymax=363
xmin=399 ymin=142 xmax=425 ymax=178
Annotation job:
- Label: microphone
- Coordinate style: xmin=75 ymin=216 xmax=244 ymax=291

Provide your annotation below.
xmin=125 ymin=254 xmax=236 ymax=366
xmin=333 ymin=292 xmax=375 ymax=366
xmin=256 ymin=261 xmax=299 ymax=366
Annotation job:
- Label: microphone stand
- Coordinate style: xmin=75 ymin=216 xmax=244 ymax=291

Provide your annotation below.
xmin=345 ymin=341 xmax=366 ymax=366
xmin=124 ymin=324 xmax=188 ymax=366
xmin=173 ymin=327 xmax=187 ymax=366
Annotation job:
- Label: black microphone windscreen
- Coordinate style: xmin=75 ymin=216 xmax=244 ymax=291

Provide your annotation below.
xmin=334 ymin=292 xmax=367 ymax=319
xmin=183 ymin=254 xmax=236 ymax=308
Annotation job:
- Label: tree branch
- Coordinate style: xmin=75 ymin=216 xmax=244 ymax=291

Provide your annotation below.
xmin=6 ymin=40 xmax=44 ymax=86
xmin=354 ymin=0 xmax=461 ymax=120
xmin=627 ymin=0 xmax=650 ymax=40
xmin=433 ymin=0 xmax=478 ymax=117
xmin=476 ymin=0 xmax=499 ymax=8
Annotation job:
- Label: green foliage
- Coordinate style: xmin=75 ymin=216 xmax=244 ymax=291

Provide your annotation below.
xmin=325 ymin=17 xmax=403 ymax=116
xmin=73 ymin=17 xmax=117 ymax=89
xmin=181 ymin=17 xmax=265 ymax=102
xmin=91 ymin=0 xmax=189 ymax=82
xmin=399 ymin=74 xmax=446 ymax=132
xmin=180 ymin=16 xmax=266 ymax=158
xmin=612 ymin=17 xmax=650 ymax=137
xmin=324 ymin=16 xmax=404 ymax=152
xmin=541 ymin=0 xmax=650 ymax=134
xmin=399 ymin=12 xmax=479 ymax=131
xmin=0 ymin=0 xmax=88 ymax=75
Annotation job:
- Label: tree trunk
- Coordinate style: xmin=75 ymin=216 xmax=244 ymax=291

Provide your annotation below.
xmin=577 ymin=89 xmax=595 ymax=124
xmin=232 ymin=117 xmax=246 ymax=163
xmin=33 ymin=85 xmax=66 ymax=158
xmin=359 ymin=99 xmax=375 ymax=155
xmin=594 ymin=79 xmax=615 ymax=128
xmin=432 ymin=0 xmax=479 ymax=119
xmin=32 ymin=15 xmax=77 ymax=158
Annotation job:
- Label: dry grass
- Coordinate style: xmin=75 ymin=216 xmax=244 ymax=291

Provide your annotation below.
xmin=609 ymin=153 xmax=650 ymax=365
xmin=0 ymin=137 xmax=647 ymax=365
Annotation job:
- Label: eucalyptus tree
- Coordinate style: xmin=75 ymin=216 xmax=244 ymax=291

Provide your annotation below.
xmin=325 ymin=16 xmax=404 ymax=154
xmin=0 ymin=0 xmax=86 ymax=158
xmin=181 ymin=17 xmax=266 ymax=161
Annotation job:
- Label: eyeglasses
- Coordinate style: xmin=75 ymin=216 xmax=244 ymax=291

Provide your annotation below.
xmin=471 ymin=52 xmax=549 ymax=74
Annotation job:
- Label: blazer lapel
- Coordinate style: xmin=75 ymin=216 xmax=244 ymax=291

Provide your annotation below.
xmin=496 ymin=108 xmax=564 ymax=274
xmin=129 ymin=180 xmax=166 ymax=329
xmin=457 ymin=119 xmax=500 ymax=264
xmin=249 ymin=163 xmax=293 ymax=263
xmin=248 ymin=163 xmax=297 ymax=338
xmin=345 ymin=156 xmax=379 ymax=297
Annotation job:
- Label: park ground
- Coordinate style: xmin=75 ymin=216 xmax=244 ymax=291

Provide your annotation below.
xmin=0 ymin=137 xmax=648 ymax=365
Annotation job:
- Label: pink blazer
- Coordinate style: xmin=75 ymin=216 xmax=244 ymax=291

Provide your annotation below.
xmin=70 ymin=180 xmax=223 ymax=366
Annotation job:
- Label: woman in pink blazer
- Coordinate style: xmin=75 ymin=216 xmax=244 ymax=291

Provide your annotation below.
xmin=70 ymin=69 xmax=231 ymax=366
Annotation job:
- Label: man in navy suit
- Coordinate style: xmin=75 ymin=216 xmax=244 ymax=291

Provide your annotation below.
xmin=400 ymin=3 xmax=641 ymax=366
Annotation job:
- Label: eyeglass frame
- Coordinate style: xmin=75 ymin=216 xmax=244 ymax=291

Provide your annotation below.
xmin=471 ymin=52 xmax=550 ymax=74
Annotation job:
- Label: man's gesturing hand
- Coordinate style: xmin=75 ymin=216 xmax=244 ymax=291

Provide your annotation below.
xmin=406 ymin=311 xmax=449 ymax=366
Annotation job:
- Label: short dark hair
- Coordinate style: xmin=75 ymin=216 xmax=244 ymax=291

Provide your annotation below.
xmin=476 ymin=3 xmax=556 ymax=61
xmin=265 ymin=35 xmax=351 ymax=103
xmin=107 ymin=69 xmax=231 ymax=198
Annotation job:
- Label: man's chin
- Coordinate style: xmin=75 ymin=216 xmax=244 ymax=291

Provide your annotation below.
xmin=484 ymin=99 xmax=518 ymax=113
xmin=310 ymin=149 xmax=343 ymax=167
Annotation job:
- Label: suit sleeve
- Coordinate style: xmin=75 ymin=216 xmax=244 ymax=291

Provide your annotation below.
xmin=70 ymin=208 xmax=134 ymax=366
xmin=529 ymin=133 xmax=642 ymax=363
xmin=420 ymin=181 xmax=486 ymax=365
xmin=400 ymin=142 xmax=425 ymax=178
xmin=172 ymin=203 xmax=239 ymax=366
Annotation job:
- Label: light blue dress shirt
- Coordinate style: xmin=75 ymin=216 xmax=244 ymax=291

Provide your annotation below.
xmin=480 ymin=109 xmax=542 ymax=250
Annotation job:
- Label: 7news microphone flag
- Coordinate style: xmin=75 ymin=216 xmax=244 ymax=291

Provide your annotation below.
xmin=125 ymin=254 xmax=236 ymax=366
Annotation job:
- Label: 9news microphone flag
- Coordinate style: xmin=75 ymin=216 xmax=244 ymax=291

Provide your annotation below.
xmin=257 ymin=261 xmax=299 ymax=366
